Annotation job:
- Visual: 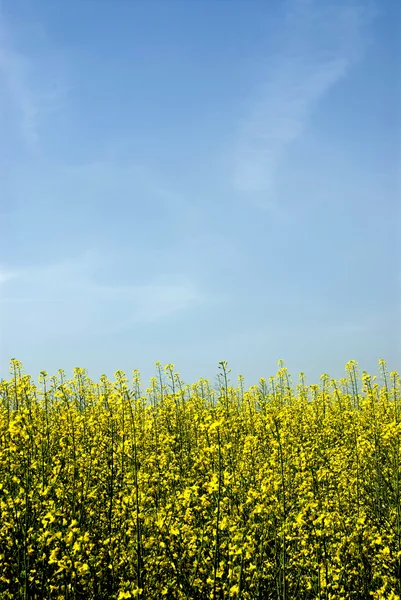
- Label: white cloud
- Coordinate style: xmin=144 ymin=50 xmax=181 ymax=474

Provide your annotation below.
xmin=0 ymin=8 xmax=67 ymax=152
xmin=0 ymin=11 xmax=40 ymax=149
xmin=230 ymin=0 xmax=375 ymax=206
xmin=0 ymin=252 xmax=204 ymax=337
xmin=0 ymin=267 xmax=18 ymax=285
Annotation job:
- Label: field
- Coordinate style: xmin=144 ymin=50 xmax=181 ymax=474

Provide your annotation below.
xmin=0 ymin=358 xmax=400 ymax=600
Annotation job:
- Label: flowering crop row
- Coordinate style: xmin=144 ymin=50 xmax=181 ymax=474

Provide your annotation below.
xmin=0 ymin=359 xmax=400 ymax=599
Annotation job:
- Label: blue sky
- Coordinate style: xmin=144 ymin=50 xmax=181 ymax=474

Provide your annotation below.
xmin=0 ymin=0 xmax=399 ymax=387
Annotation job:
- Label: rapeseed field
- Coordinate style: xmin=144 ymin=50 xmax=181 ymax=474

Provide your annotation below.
xmin=0 ymin=358 xmax=400 ymax=599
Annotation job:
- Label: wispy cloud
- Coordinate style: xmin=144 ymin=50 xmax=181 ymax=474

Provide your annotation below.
xmin=231 ymin=0 xmax=375 ymax=206
xmin=0 ymin=267 xmax=18 ymax=285
xmin=0 ymin=7 xmax=67 ymax=153
xmin=1 ymin=252 xmax=204 ymax=337
xmin=0 ymin=11 xmax=40 ymax=150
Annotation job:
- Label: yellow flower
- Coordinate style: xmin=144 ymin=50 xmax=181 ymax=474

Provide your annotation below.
xmin=78 ymin=563 xmax=90 ymax=575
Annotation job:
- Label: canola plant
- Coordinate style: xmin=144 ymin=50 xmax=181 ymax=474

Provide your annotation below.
xmin=0 ymin=359 xmax=400 ymax=599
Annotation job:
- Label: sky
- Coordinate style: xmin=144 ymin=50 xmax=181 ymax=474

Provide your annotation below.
xmin=0 ymin=0 xmax=400 ymax=388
